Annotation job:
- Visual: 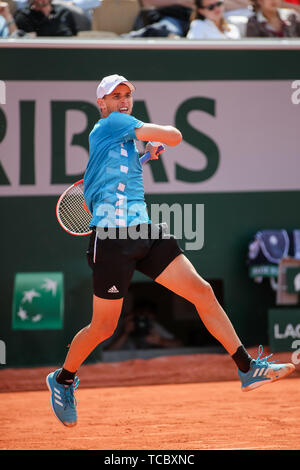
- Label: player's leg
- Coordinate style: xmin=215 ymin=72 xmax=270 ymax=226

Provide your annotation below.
xmin=155 ymin=253 xmax=295 ymax=390
xmin=60 ymin=227 xmax=134 ymax=374
xmin=47 ymin=229 xmax=138 ymax=425
xmin=155 ymin=253 xmax=242 ymax=356
xmin=46 ymin=295 xmax=123 ymax=426
xmin=62 ymin=295 xmax=123 ymax=373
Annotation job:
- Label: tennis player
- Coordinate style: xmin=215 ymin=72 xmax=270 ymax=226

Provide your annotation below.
xmin=47 ymin=74 xmax=295 ymax=427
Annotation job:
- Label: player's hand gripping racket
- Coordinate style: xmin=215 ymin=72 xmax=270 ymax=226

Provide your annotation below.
xmin=56 ymin=145 xmax=165 ymax=236
xmin=139 ymin=143 xmax=165 ymax=165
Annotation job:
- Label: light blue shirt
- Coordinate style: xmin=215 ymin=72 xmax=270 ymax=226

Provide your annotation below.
xmin=84 ymin=112 xmax=150 ymax=228
xmin=0 ymin=17 xmax=9 ymax=38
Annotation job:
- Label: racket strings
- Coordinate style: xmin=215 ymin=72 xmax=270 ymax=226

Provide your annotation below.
xmin=58 ymin=183 xmax=91 ymax=235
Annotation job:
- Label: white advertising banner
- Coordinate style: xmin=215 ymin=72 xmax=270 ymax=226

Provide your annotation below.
xmin=0 ymin=80 xmax=299 ymax=196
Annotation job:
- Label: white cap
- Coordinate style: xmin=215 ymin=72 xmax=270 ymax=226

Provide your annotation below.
xmin=96 ymin=74 xmax=135 ymax=99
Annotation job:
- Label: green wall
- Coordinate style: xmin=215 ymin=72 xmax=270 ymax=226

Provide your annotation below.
xmin=1 ymin=41 xmax=300 ymax=366
xmin=1 ymin=190 xmax=299 ymax=366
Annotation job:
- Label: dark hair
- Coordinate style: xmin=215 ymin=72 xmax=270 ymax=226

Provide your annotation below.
xmin=194 ymin=0 xmax=206 ymax=20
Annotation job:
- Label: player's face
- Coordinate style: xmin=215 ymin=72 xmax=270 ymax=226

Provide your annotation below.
xmin=97 ymin=84 xmax=133 ymax=118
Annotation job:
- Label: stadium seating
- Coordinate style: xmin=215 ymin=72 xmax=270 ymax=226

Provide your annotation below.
xmin=92 ymin=0 xmax=141 ymax=35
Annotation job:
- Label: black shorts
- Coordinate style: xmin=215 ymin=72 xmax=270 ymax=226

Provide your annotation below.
xmin=86 ymin=223 xmax=183 ymax=299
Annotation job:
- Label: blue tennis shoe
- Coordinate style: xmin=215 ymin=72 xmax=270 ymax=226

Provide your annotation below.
xmin=238 ymin=345 xmax=295 ymax=392
xmin=46 ymin=369 xmax=79 ymax=426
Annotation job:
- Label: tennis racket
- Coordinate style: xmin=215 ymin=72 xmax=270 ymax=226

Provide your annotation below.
xmin=56 ymin=179 xmax=91 ymax=236
xmin=56 ymin=145 xmax=165 ymax=236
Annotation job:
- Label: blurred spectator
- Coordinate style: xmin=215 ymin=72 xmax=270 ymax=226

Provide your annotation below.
xmin=15 ymin=0 xmax=100 ymax=20
xmin=14 ymin=0 xmax=79 ymax=35
xmin=14 ymin=0 xmax=78 ymax=35
xmin=54 ymin=1 xmax=92 ymax=29
xmin=0 ymin=1 xmax=18 ymax=36
xmin=187 ymin=0 xmax=241 ymax=38
xmin=224 ymin=0 xmax=300 ymax=15
xmin=105 ymin=300 xmax=183 ymax=351
xmin=123 ymin=0 xmax=194 ymax=38
xmin=246 ymin=0 xmax=300 ymax=36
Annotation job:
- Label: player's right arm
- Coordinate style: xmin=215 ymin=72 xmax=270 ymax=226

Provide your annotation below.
xmin=135 ymin=123 xmax=182 ymax=147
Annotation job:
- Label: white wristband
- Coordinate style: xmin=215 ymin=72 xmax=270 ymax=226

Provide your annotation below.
xmin=149 ymin=141 xmax=163 ymax=147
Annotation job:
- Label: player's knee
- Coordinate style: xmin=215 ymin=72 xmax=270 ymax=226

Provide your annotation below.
xmin=89 ymin=320 xmax=118 ymax=343
xmin=193 ymin=280 xmax=215 ymax=308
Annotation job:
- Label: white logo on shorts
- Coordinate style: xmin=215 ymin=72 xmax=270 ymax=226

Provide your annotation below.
xmin=108 ymin=285 xmax=119 ymax=293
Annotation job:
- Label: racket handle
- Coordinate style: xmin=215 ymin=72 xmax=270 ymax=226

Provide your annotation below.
xmin=139 ymin=151 xmax=151 ymax=165
xmin=139 ymin=145 xmax=165 ymax=165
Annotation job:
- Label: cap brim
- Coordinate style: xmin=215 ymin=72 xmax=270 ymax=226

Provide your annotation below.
xmin=99 ymin=80 xmax=135 ymax=98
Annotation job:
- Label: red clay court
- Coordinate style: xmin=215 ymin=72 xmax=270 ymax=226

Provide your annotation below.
xmin=1 ymin=347 xmax=299 ymax=451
